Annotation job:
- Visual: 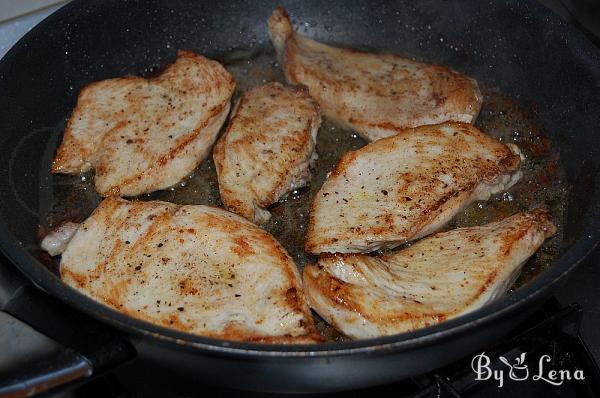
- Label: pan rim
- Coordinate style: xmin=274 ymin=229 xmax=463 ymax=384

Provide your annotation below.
xmin=1 ymin=0 xmax=600 ymax=357
xmin=1 ymin=221 xmax=598 ymax=356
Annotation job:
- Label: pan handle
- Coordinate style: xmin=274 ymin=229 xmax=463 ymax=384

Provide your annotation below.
xmin=0 ymin=311 xmax=92 ymax=397
xmin=0 ymin=282 xmax=135 ymax=397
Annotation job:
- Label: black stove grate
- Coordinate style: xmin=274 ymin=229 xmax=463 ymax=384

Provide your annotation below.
xmin=406 ymin=299 xmax=600 ymax=398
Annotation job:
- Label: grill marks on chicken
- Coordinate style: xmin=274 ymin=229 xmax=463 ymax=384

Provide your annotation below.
xmin=52 ymin=50 xmax=235 ymax=197
xmin=303 ymin=210 xmax=556 ymax=339
xmin=268 ymin=8 xmax=482 ymax=142
xmin=305 ymin=122 xmax=523 ymax=254
xmin=52 ymin=197 xmax=320 ymax=343
xmin=213 ymin=82 xmax=321 ymax=223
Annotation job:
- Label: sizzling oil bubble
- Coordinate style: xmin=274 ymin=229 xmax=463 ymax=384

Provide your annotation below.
xmin=42 ymin=49 xmax=568 ymax=342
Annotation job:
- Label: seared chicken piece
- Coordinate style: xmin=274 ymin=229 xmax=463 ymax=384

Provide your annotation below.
xmin=213 ymin=82 xmax=321 ymax=223
xmin=52 ymin=50 xmax=235 ymax=197
xmin=40 ymin=222 xmax=79 ymax=256
xmin=45 ymin=197 xmax=320 ymax=343
xmin=306 ymin=122 xmax=522 ymax=254
xmin=304 ymin=210 xmax=556 ymax=339
xmin=268 ymin=8 xmax=482 ymax=142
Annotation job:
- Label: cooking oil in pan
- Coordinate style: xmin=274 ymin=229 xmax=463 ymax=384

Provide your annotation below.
xmin=41 ymin=49 xmax=569 ymax=342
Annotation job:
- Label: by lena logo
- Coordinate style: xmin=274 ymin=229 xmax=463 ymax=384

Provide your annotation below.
xmin=471 ymin=352 xmax=585 ymax=388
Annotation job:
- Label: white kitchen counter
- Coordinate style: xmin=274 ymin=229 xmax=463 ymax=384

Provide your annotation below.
xmin=0 ymin=1 xmax=66 ymax=60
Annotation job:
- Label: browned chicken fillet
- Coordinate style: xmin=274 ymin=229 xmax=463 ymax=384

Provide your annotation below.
xmin=268 ymin=8 xmax=482 ymax=142
xmin=304 ymin=210 xmax=556 ymax=339
xmin=52 ymin=50 xmax=235 ymax=197
xmin=213 ymin=82 xmax=321 ymax=224
xmin=42 ymin=197 xmax=320 ymax=343
xmin=305 ymin=122 xmax=523 ymax=254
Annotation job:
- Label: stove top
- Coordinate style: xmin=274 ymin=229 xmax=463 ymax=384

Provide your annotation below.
xmin=1 ymin=1 xmax=600 ymax=397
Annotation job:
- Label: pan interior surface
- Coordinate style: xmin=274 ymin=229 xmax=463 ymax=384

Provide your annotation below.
xmin=40 ymin=49 xmax=570 ymax=342
xmin=0 ymin=0 xmax=599 ymax=351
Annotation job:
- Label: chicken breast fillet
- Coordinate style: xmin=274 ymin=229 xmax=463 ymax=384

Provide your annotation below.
xmin=304 ymin=210 xmax=556 ymax=339
xmin=52 ymin=50 xmax=235 ymax=197
xmin=46 ymin=197 xmax=320 ymax=343
xmin=305 ymin=122 xmax=523 ymax=254
xmin=268 ymin=8 xmax=482 ymax=142
xmin=213 ymin=82 xmax=321 ymax=224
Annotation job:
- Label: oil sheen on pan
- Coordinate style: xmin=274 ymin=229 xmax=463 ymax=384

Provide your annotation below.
xmin=38 ymin=49 xmax=569 ymax=342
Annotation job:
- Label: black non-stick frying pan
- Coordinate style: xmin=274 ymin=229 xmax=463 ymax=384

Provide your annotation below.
xmin=1 ymin=0 xmax=599 ymax=395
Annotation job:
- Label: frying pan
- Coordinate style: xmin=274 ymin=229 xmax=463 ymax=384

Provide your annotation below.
xmin=1 ymin=0 xmax=599 ymax=395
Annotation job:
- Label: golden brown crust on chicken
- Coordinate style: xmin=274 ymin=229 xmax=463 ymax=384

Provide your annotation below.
xmin=268 ymin=8 xmax=482 ymax=142
xmin=213 ymin=82 xmax=321 ymax=223
xmin=52 ymin=50 xmax=235 ymax=197
xmin=305 ymin=122 xmax=523 ymax=254
xmin=57 ymin=197 xmax=320 ymax=343
xmin=303 ymin=210 xmax=556 ymax=339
